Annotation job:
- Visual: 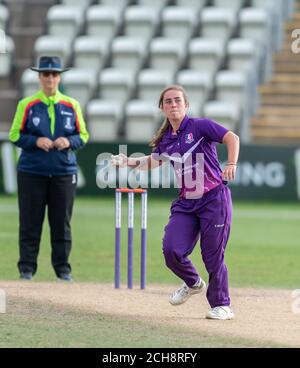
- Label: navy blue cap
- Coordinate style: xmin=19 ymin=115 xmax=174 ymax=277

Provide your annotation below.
xmin=30 ymin=56 xmax=70 ymax=73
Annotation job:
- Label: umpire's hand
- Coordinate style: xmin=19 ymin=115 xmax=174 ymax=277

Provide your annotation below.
xmin=36 ymin=137 xmax=54 ymax=152
xmin=53 ymin=137 xmax=71 ymax=151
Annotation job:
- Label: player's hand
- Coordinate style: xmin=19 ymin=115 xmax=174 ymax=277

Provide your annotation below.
xmin=36 ymin=137 xmax=54 ymax=152
xmin=111 ymin=153 xmax=128 ymax=167
xmin=53 ymin=137 xmax=70 ymax=151
xmin=222 ymin=164 xmax=237 ymax=181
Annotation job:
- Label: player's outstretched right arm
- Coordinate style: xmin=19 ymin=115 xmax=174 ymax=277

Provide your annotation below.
xmin=111 ymin=153 xmax=161 ymax=171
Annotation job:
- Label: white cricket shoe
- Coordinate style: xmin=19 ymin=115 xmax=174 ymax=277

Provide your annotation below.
xmin=206 ymin=306 xmax=234 ymax=320
xmin=169 ymin=278 xmax=206 ymax=306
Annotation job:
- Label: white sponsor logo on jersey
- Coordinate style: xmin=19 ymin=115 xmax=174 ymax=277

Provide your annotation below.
xmin=61 ymin=110 xmax=73 ymax=116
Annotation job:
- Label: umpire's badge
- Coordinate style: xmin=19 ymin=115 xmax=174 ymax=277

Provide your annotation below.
xmin=32 ymin=117 xmax=40 ymax=127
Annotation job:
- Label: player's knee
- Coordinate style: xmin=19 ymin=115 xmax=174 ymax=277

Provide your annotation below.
xmin=203 ymin=255 xmax=226 ymax=275
xmin=162 ymin=242 xmax=181 ymax=268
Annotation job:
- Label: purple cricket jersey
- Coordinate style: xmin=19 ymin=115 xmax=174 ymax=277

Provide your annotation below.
xmin=152 ymin=116 xmax=228 ymax=198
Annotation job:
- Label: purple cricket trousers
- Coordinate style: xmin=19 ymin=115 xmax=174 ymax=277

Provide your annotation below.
xmin=163 ymin=183 xmax=232 ymax=308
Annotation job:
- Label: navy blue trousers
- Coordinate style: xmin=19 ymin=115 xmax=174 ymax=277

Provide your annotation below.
xmin=17 ymin=171 xmax=77 ymax=277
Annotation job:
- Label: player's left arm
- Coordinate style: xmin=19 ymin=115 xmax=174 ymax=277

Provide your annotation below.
xmin=222 ymin=131 xmax=240 ymax=181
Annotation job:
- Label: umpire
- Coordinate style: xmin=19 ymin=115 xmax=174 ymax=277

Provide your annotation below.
xmin=9 ymin=56 xmax=89 ymax=281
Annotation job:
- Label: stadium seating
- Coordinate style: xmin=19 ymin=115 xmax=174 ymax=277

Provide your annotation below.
xmin=0 ymin=4 xmax=8 ymax=32
xmin=110 ymin=36 xmax=148 ymax=73
xmin=125 ymin=100 xmax=160 ymax=142
xmin=212 ymin=0 xmax=247 ymax=11
xmin=97 ymin=0 xmax=132 ymax=10
xmin=137 ymin=69 xmax=174 ymax=101
xmin=227 ymin=38 xmax=261 ymax=108
xmin=215 ymin=70 xmax=253 ymax=111
xmin=251 ymin=0 xmax=284 ymax=51
xmin=176 ymin=70 xmax=213 ymax=115
xmin=200 ymin=7 xmax=237 ymax=41
xmin=86 ymin=100 xmax=124 ymax=141
xmin=203 ymin=101 xmax=241 ymax=132
xmin=21 ymin=69 xmax=40 ymax=97
xmin=86 ymin=6 xmax=123 ymax=42
xmin=188 ymin=38 xmax=225 ymax=80
xmin=0 ymin=36 xmax=14 ymax=77
xmin=136 ymin=0 xmax=171 ymax=11
xmin=61 ymin=69 xmax=98 ymax=110
xmin=161 ymin=6 xmax=198 ymax=42
xmin=47 ymin=5 xmax=84 ymax=40
xmin=123 ymin=67 xmax=174 ymax=141
xmin=98 ymin=68 xmax=136 ymax=104
xmin=34 ymin=35 xmax=72 ymax=66
xmin=123 ymin=6 xmax=160 ymax=42
xmin=227 ymin=38 xmax=259 ymax=74
xmin=174 ymin=0 xmax=208 ymax=13
xmin=239 ymin=8 xmax=273 ymax=81
xmin=149 ymin=38 xmax=186 ymax=73
xmin=215 ymin=70 xmax=253 ymax=141
xmin=73 ymin=36 xmax=110 ymax=73
xmin=0 ymin=4 xmax=8 ymax=69
xmin=22 ymin=0 xmax=294 ymax=142
xmin=60 ymin=0 xmax=93 ymax=10
xmin=123 ymin=68 xmax=172 ymax=141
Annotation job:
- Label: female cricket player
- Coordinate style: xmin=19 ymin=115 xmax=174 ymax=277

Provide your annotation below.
xmin=111 ymin=85 xmax=240 ymax=320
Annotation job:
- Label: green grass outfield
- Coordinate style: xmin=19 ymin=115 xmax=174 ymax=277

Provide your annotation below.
xmin=0 ymin=195 xmax=299 ymax=288
xmin=0 ymin=195 xmax=299 ymax=348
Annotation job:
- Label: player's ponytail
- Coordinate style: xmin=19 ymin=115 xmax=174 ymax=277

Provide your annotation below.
xmin=149 ymin=118 xmax=170 ymax=148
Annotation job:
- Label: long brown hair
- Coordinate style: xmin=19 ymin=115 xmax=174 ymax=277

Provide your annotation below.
xmin=149 ymin=85 xmax=189 ymax=148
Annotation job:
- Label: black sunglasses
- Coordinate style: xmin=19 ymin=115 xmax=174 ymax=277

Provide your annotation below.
xmin=41 ymin=71 xmax=60 ymax=77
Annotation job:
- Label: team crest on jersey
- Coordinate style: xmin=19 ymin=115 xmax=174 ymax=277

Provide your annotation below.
xmin=32 ymin=117 xmax=40 ymax=127
xmin=64 ymin=117 xmax=72 ymax=130
xmin=185 ymin=133 xmax=194 ymax=144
